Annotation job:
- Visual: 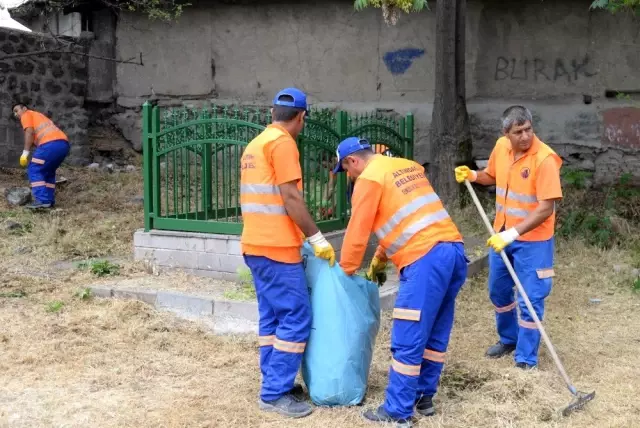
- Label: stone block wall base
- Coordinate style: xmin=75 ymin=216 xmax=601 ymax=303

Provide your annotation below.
xmin=133 ymin=228 xmax=379 ymax=281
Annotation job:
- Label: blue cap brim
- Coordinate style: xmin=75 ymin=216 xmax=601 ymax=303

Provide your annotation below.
xmin=332 ymin=162 xmax=343 ymax=174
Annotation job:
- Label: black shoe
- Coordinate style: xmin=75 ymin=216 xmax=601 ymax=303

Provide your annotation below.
xmin=363 ymin=406 xmax=413 ymax=427
xmin=516 ymin=362 xmax=537 ymax=370
xmin=25 ymin=201 xmax=52 ymax=210
xmin=415 ymin=394 xmax=435 ymax=417
xmin=486 ymin=342 xmax=516 ymax=359
xmin=289 ymin=383 xmax=306 ymax=402
xmin=259 ymin=393 xmax=312 ymax=418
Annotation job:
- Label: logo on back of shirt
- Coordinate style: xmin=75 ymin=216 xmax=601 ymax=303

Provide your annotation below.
xmin=520 ymin=167 xmax=530 ymax=179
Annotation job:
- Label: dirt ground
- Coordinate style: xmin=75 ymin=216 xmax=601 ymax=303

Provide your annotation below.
xmin=1 ymin=166 xmax=640 ymax=428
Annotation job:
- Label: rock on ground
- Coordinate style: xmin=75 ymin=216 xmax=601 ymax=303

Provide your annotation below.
xmin=5 ymin=187 xmax=31 ymax=206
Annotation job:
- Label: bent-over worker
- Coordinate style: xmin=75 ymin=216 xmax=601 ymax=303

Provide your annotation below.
xmin=12 ymin=103 xmax=70 ymax=209
xmin=334 ymin=137 xmax=468 ymax=425
xmin=454 ymin=105 xmax=563 ymax=370
xmin=240 ymin=87 xmax=335 ymax=419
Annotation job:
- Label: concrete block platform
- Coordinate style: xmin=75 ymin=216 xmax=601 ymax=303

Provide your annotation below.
xmin=100 ymin=232 xmax=488 ymax=335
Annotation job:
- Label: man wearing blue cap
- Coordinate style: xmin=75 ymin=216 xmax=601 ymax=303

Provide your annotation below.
xmin=240 ymin=87 xmax=335 ymax=418
xmin=334 ymin=137 xmax=467 ymax=426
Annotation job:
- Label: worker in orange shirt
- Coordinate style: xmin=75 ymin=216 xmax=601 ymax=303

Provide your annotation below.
xmin=240 ymin=87 xmax=335 ymax=419
xmin=12 ymin=102 xmax=70 ymax=209
xmin=455 ymin=105 xmax=563 ymax=370
xmin=334 ymin=137 xmax=468 ymax=424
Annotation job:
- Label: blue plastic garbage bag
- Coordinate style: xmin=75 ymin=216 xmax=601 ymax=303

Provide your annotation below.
xmin=300 ymin=243 xmax=381 ymax=406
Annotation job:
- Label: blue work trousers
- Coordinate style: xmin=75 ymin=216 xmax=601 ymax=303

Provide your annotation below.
xmin=27 ymin=139 xmax=70 ymax=205
xmin=488 ymin=238 xmax=555 ymax=366
xmin=243 ymin=255 xmax=312 ymax=402
xmin=383 ymin=242 xmax=468 ymax=420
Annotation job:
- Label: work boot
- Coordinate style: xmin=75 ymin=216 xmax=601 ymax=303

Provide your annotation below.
xmin=259 ymin=393 xmax=312 ymax=418
xmin=415 ymin=395 xmax=435 ymax=417
xmin=515 ymin=362 xmax=537 ymax=370
xmin=25 ymin=201 xmax=52 ymax=210
xmin=363 ymin=406 xmax=413 ymax=427
xmin=289 ymin=383 xmax=306 ymax=402
xmin=485 ymin=341 xmax=516 ymax=359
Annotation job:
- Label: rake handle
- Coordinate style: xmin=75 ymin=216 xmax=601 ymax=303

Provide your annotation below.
xmin=463 ymin=179 xmax=577 ymax=396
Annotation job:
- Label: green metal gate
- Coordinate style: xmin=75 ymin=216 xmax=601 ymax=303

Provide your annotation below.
xmin=142 ymin=102 xmax=414 ymax=235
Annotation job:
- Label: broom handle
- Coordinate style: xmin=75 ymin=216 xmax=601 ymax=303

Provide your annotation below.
xmin=463 ymin=180 xmax=577 ymax=395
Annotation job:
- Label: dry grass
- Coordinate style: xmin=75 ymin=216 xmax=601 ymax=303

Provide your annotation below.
xmin=1 ymin=167 xmax=640 ymax=427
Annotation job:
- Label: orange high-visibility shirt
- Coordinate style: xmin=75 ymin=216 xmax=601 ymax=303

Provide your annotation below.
xmin=240 ymin=124 xmax=305 ymax=263
xmin=20 ymin=110 xmax=68 ymax=146
xmin=340 ymin=155 xmax=463 ymax=274
xmin=484 ymin=135 xmax=563 ymax=241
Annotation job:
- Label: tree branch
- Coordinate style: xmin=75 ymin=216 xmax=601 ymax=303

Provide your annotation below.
xmin=0 ymin=50 xmax=143 ymax=65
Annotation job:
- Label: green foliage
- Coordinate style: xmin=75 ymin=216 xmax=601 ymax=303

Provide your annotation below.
xmin=632 ymin=277 xmax=640 ymax=293
xmin=74 ymin=287 xmax=93 ymax=301
xmin=0 ymin=290 xmax=27 ymax=298
xmin=27 ymin=0 xmax=190 ymax=22
xmin=77 ymin=259 xmax=121 ymax=277
xmin=45 ymin=300 xmax=64 ymax=313
xmin=223 ymin=267 xmax=257 ymax=301
xmin=354 ymin=0 xmax=428 ymax=13
xmin=590 ymin=0 xmax=640 ymax=15
xmin=557 ymin=172 xmax=640 ymax=248
xmin=561 ymin=169 xmax=593 ymax=189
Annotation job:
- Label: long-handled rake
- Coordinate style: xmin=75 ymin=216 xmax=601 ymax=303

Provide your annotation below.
xmin=463 ymin=179 xmax=595 ymax=417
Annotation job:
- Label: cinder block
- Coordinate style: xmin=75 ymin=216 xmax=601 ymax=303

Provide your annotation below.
xmin=467 ymin=254 xmax=489 ymax=277
xmin=90 ymin=286 xmax=113 ymax=298
xmin=197 ymin=252 xmax=245 ymax=274
xmin=204 ymin=238 xmax=228 ymax=254
xmin=143 ymin=248 xmax=199 ymax=269
xmin=149 ymin=235 xmax=205 ymax=252
xmin=112 ymin=288 xmax=158 ymax=306
xmin=226 ymin=239 xmax=242 ymax=255
xmin=133 ymin=230 xmax=152 ymax=248
xmin=379 ymin=284 xmax=398 ymax=311
xmin=155 ymin=291 xmax=214 ymax=316
xmin=214 ymin=300 xmax=259 ymax=322
xmin=181 ymin=268 xmax=241 ymax=282
xmin=134 ymin=247 xmax=155 ymax=261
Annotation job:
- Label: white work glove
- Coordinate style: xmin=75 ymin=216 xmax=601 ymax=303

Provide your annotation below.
xmin=487 ymin=228 xmax=520 ymax=252
xmin=308 ymin=231 xmax=336 ymax=266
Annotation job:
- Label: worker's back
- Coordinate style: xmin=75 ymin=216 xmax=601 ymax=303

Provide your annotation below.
xmin=359 ymin=155 xmax=462 ymax=269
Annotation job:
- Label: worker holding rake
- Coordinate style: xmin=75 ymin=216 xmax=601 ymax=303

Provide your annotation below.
xmin=455 ymin=105 xmax=563 ymax=370
xmin=239 ymin=87 xmax=335 ymax=419
xmin=334 ymin=137 xmax=468 ymax=426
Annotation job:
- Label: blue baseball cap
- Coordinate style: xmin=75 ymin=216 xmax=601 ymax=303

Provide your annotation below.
xmin=273 ymin=87 xmax=308 ymax=113
xmin=332 ymin=137 xmax=372 ymax=174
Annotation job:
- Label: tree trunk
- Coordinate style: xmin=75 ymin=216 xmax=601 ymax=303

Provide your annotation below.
xmin=428 ymin=0 xmax=473 ymax=206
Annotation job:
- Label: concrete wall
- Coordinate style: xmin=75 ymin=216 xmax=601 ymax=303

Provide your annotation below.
xmin=0 ymin=28 xmax=90 ymax=167
xmin=111 ymin=0 xmax=640 ymax=185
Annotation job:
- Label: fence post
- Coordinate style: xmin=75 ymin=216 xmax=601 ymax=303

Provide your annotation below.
xmin=336 ymin=111 xmax=348 ymax=227
xmin=406 ymin=113 xmax=415 ymax=160
xmin=142 ymin=102 xmax=153 ymax=231
xmin=398 ymin=116 xmax=407 ymax=158
xmin=151 ymin=106 xmax=161 ymax=223
xmin=202 ymin=143 xmax=212 ymax=219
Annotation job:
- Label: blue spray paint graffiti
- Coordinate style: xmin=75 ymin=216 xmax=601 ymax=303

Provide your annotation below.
xmin=383 ymin=48 xmax=425 ymax=75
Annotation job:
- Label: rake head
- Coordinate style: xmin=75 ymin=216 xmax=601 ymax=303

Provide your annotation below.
xmin=562 ymin=390 xmax=596 ymax=417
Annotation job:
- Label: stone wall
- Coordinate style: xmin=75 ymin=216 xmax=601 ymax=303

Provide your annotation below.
xmin=0 ymin=27 xmax=91 ymax=167
xmin=109 ymin=0 xmax=640 ymax=185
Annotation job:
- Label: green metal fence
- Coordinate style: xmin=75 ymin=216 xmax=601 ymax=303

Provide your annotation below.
xmin=142 ymin=102 xmax=414 ymax=235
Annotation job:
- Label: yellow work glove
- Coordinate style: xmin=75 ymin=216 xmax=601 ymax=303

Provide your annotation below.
xmin=454 ymin=165 xmax=477 ymax=183
xmin=308 ymin=231 xmax=335 ymax=266
xmin=487 ymin=228 xmax=520 ymax=252
xmin=366 ymin=256 xmax=387 ymax=281
xmin=19 ymin=150 xmax=29 ymax=168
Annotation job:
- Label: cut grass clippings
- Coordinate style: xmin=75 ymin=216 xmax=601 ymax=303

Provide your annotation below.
xmin=1 ymin=165 xmax=640 ymax=427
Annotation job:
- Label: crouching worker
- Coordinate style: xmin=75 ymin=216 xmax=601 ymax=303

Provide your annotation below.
xmin=334 ymin=137 xmax=468 ymax=426
xmin=12 ymin=103 xmax=70 ymax=209
xmin=240 ymin=87 xmax=336 ymax=418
